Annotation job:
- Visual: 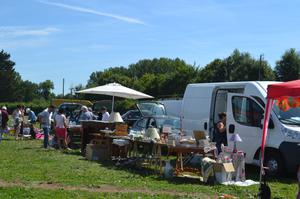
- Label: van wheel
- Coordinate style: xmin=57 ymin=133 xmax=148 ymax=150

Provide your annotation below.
xmin=264 ymin=151 xmax=283 ymax=177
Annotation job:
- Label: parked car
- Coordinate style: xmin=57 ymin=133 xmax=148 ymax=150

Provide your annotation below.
xmin=122 ymin=109 xmax=142 ymax=126
xmin=129 ymin=115 xmax=181 ymax=135
xmin=122 ymin=102 xmax=168 ymax=126
xmin=58 ymin=102 xmax=83 ymax=120
xmin=137 ymin=101 xmax=166 ymax=116
xmin=51 ymin=99 xmax=92 ymax=107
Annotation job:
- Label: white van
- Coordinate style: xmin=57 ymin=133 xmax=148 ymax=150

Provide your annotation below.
xmin=181 ymin=81 xmax=300 ymax=175
xmin=158 ymin=99 xmax=182 ymax=117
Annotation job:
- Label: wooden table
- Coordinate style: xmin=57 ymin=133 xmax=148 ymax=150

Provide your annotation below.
xmin=81 ymin=121 xmax=115 ymax=154
xmin=67 ymin=125 xmax=82 ymax=148
xmin=168 ymin=144 xmax=217 ymax=178
xmin=128 ymin=140 xmax=166 ymax=173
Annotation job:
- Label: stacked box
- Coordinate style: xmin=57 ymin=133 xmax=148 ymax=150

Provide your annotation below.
xmin=86 ymin=143 xmax=111 ymax=161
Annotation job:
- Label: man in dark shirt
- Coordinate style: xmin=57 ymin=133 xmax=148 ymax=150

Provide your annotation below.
xmin=0 ymin=106 xmax=9 ymax=143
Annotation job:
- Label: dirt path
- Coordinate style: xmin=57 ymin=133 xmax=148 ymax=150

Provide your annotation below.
xmin=0 ymin=179 xmax=211 ymax=198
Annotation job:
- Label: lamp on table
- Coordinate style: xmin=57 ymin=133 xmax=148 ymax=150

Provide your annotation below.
xmin=229 ymin=134 xmax=242 ymax=153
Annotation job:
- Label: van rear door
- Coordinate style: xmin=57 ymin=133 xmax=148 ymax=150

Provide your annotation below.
xmin=226 ymin=93 xmax=264 ymax=164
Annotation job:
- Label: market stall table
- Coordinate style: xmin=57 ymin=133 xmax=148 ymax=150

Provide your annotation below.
xmin=168 ymin=144 xmax=217 ymax=179
xmin=129 ymin=140 xmax=166 ymax=172
xmin=81 ymin=120 xmax=115 ymax=154
xmin=67 ymin=124 xmax=82 ymax=148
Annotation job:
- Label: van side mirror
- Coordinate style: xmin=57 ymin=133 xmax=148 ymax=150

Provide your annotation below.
xmin=259 ymin=118 xmax=275 ymax=129
xmin=229 ymin=124 xmax=235 ymax=134
xmin=204 ymin=122 xmax=208 ymax=130
xmin=268 ymin=119 xmax=274 ymax=129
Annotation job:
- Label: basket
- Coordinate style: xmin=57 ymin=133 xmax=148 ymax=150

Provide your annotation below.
xmin=193 ymin=130 xmax=206 ymax=140
xmin=115 ymin=123 xmax=128 ymax=136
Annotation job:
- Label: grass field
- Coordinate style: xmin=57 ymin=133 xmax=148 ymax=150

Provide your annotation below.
xmin=0 ymin=136 xmax=298 ymax=198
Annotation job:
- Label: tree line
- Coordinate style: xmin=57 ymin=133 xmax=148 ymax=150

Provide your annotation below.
xmin=0 ymin=50 xmax=54 ymax=102
xmin=1 ymin=48 xmax=300 ymax=102
xmin=84 ymin=48 xmax=300 ymax=98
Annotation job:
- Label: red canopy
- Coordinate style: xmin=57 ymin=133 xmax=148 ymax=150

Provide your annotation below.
xmin=260 ymin=79 xmax=300 ymax=184
xmin=267 ymin=79 xmax=300 ymax=99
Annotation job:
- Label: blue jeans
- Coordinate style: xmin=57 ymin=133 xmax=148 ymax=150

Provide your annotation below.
xmin=0 ymin=127 xmax=3 ymax=143
xmin=43 ymin=127 xmax=50 ymax=148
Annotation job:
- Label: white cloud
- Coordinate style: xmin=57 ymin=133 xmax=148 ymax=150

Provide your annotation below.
xmin=0 ymin=38 xmax=49 ymax=50
xmin=0 ymin=26 xmax=59 ymax=50
xmin=37 ymin=0 xmax=146 ymax=25
xmin=0 ymin=26 xmax=60 ymax=38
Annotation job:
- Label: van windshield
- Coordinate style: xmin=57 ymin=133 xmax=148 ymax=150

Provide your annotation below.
xmin=273 ymin=102 xmax=300 ymax=126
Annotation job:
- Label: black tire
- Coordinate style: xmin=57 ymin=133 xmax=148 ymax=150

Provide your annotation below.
xmin=264 ymin=150 xmax=283 ymax=177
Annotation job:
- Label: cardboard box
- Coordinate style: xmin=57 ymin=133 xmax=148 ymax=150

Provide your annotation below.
xmin=91 ymin=138 xmax=110 ymax=148
xmin=213 ymin=163 xmax=235 ymax=183
xmin=214 ymin=163 xmax=235 ymax=172
xmin=86 ymin=144 xmax=111 ymax=161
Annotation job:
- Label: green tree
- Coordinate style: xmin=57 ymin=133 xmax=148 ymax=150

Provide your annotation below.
xmin=86 ymin=58 xmax=198 ymax=98
xmin=87 ymin=68 xmax=133 ymax=88
xmin=197 ymin=50 xmax=275 ymax=82
xmin=0 ymin=50 xmax=22 ymax=102
xmin=275 ymin=48 xmax=300 ymax=81
xmin=38 ymin=80 xmax=54 ymax=100
xmin=19 ymin=80 xmax=40 ymax=102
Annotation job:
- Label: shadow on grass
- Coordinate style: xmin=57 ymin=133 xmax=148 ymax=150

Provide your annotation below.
xmin=1 ymin=138 xmax=17 ymax=141
xmin=62 ymin=149 xmax=82 ymax=156
xmin=94 ymin=158 xmax=297 ymax=187
xmin=92 ymin=158 xmax=212 ymax=186
xmin=60 ymin=142 xmax=297 ymax=187
xmin=21 ymin=146 xmax=42 ymax=150
xmin=245 ymin=164 xmax=297 ymax=183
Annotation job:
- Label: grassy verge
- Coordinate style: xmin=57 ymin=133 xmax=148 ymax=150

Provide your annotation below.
xmin=0 ymin=137 xmax=298 ymax=198
xmin=0 ymin=187 xmax=184 ymax=199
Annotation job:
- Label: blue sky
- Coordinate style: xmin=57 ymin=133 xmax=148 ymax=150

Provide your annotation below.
xmin=1 ymin=0 xmax=300 ymax=94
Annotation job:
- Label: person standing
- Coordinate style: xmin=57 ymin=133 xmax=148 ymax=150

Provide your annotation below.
xmin=38 ymin=105 xmax=55 ymax=149
xmin=78 ymin=106 xmax=94 ymax=121
xmin=26 ymin=108 xmax=37 ymax=139
xmin=79 ymin=106 xmax=93 ymax=121
xmin=0 ymin=106 xmax=9 ymax=142
xmin=12 ymin=105 xmax=22 ymax=140
xmin=215 ymin=112 xmax=228 ymax=153
xmin=54 ymin=108 xmax=69 ymax=149
xmin=19 ymin=105 xmax=25 ymax=136
xmin=101 ymin=106 xmax=110 ymax=121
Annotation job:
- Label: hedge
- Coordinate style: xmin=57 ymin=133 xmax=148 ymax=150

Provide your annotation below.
xmin=0 ymin=100 xmax=50 ymax=115
xmin=0 ymin=99 xmax=138 ymax=115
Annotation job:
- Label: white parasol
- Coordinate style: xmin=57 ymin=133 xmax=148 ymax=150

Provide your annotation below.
xmin=76 ymin=82 xmax=153 ymax=111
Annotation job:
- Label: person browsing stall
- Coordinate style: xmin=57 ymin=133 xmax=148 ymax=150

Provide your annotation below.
xmin=78 ymin=106 xmax=94 ymax=121
xmin=101 ymin=106 xmax=110 ymax=121
xmin=38 ymin=105 xmax=55 ymax=149
xmin=54 ymin=108 xmax=69 ymax=150
xmin=12 ymin=105 xmax=22 ymax=140
xmin=26 ymin=108 xmax=37 ymax=139
xmin=0 ymin=106 xmax=9 ymax=143
xmin=26 ymin=108 xmax=37 ymax=123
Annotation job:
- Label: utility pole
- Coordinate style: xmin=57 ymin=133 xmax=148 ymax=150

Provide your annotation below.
xmin=70 ymin=87 xmax=74 ymax=95
xmin=62 ymin=78 xmax=65 ymax=97
xmin=259 ymin=54 xmax=264 ymax=81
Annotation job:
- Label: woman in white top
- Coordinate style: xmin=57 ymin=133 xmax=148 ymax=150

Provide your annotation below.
xmin=54 ymin=108 xmax=69 ymax=149
xmin=12 ymin=105 xmax=22 ymax=140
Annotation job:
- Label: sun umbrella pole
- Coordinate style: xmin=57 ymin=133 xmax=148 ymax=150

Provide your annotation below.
xmin=112 ymin=95 xmax=115 ymax=112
